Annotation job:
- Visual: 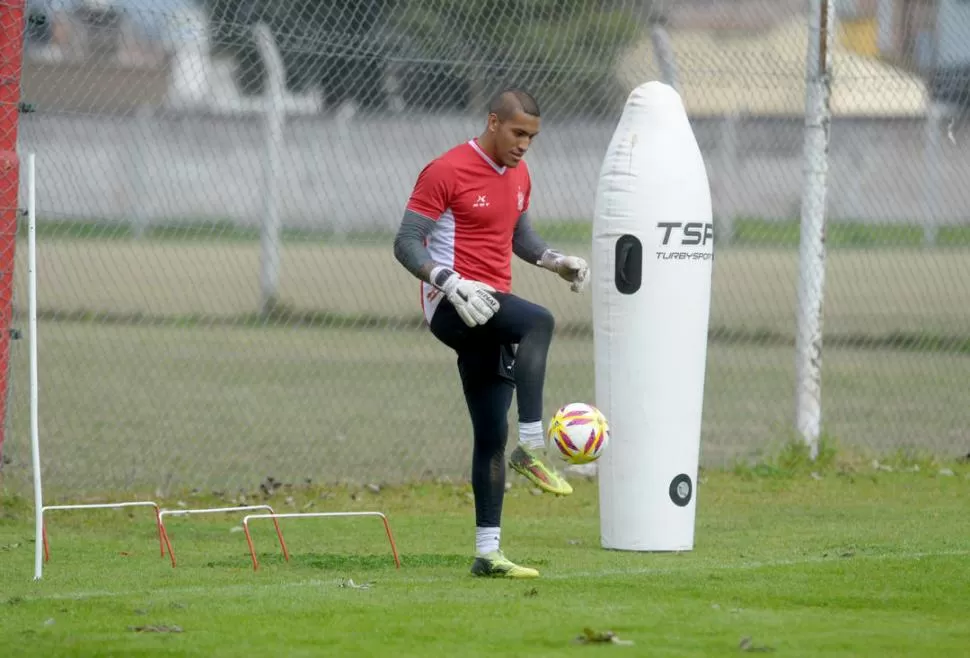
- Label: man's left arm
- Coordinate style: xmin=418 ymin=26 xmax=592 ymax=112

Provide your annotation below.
xmin=512 ymin=211 xmax=590 ymax=293
xmin=512 ymin=211 xmax=550 ymax=264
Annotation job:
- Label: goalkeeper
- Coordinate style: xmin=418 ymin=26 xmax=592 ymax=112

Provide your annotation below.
xmin=393 ymin=88 xmax=589 ymax=579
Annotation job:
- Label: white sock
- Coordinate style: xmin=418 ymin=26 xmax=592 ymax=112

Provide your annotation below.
xmin=518 ymin=420 xmax=545 ymax=451
xmin=476 ymin=526 xmax=500 ymax=556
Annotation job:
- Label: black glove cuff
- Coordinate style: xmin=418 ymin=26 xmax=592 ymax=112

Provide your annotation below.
xmin=431 ymin=266 xmax=456 ymax=291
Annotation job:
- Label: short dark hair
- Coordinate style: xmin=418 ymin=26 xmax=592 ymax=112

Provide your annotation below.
xmin=487 ymin=87 xmax=540 ymax=120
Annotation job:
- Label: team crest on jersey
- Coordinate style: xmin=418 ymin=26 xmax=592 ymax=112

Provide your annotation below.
xmin=517 ymin=188 xmax=525 ymax=212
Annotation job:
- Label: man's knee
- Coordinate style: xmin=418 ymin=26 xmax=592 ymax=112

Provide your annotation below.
xmin=520 ymin=302 xmax=554 ymax=338
xmin=533 ymin=305 xmax=555 ymax=335
xmin=512 ymin=295 xmax=554 ymax=328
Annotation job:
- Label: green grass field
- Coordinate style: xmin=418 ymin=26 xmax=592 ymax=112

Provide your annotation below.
xmin=0 ymin=321 xmax=967 ymax=494
xmin=20 ymin=217 xmax=970 ymax=249
xmin=1 ymin=465 xmax=969 ymax=657
xmin=1 ymin=224 xmax=968 ymax=494
xmin=13 ymin=225 xmax=970 ymax=340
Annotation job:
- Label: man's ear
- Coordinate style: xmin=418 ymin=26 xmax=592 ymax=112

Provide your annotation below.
xmin=487 ymin=113 xmax=499 ymax=133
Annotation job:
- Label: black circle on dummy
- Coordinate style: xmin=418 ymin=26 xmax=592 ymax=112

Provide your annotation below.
xmin=669 ymin=474 xmax=692 ymax=507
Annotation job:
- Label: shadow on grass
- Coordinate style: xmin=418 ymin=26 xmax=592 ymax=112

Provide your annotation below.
xmin=203 ymin=552 xmax=474 ymax=571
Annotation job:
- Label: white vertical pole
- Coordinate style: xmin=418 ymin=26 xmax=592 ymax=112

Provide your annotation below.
xmin=876 ymin=0 xmax=894 ymax=55
xmin=254 ymin=23 xmax=286 ymax=316
xmin=649 ymin=22 xmax=679 ymax=92
xmin=795 ymin=0 xmax=835 ymax=459
xmin=131 ymin=104 xmax=154 ymax=239
xmin=27 ymin=152 xmax=43 ymax=580
xmin=719 ymin=112 xmax=740 ymax=245
xmin=922 ymin=103 xmax=944 ymax=247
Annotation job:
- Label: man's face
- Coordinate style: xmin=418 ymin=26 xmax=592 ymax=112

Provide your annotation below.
xmin=488 ymin=110 xmax=540 ymax=167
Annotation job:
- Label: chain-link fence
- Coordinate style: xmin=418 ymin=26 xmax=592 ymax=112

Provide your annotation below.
xmin=1 ymin=0 xmax=968 ymax=496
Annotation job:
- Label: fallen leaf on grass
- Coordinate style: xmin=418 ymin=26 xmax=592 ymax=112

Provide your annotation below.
xmin=338 ymin=579 xmax=373 ymax=590
xmin=574 ymin=628 xmax=634 ymax=646
xmin=128 ymin=625 xmax=183 ymax=633
xmin=739 ymin=636 xmax=775 ymax=652
xmin=524 ymin=587 xmax=538 ymax=598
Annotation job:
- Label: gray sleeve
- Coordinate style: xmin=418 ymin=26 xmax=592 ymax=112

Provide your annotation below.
xmin=393 ymin=209 xmax=437 ymax=281
xmin=512 ymin=211 xmax=551 ymax=264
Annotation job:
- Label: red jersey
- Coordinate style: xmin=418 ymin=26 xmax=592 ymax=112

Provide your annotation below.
xmin=405 ymin=138 xmax=532 ymax=323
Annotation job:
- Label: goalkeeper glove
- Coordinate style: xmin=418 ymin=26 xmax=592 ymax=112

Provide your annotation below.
xmin=430 ymin=266 xmax=501 ymax=327
xmin=539 ymin=249 xmax=589 ymax=293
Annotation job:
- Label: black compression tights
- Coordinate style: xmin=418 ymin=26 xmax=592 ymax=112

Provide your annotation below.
xmin=430 ymin=293 xmax=556 ymax=527
xmin=461 ymin=370 xmax=515 ymax=528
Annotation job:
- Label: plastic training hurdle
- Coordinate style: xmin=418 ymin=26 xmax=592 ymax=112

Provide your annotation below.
xmin=241 ymin=511 xmax=401 ymax=571
xmin=41 ymin=501 xmax=165 ymax=562
xmin=157 ymin=505 xmax=288 ymax=568
xmin=39 ymin=502 xmax=400 ymax=573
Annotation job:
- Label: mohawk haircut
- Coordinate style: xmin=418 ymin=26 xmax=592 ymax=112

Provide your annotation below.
xmin=487 ymin=87 xmax=540 ymax=120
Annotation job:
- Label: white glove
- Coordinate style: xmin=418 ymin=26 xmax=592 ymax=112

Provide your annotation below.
xmin=539 ymin=249 xmax=589 ymax=293
xmin=430 ymin=266 xmax=501 ymax=327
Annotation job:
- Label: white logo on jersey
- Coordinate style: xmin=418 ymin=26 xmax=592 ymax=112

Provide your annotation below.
xmin=517 ymin=188 xmax=525 ymax=212
xmin=473 ymin=195 xmax=489 ymax=208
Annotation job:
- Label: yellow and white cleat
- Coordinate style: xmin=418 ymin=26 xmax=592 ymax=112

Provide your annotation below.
xmin=470 ymin=550 xmax=539 ymax=579
xmin=508 ymin=445 xmax=573 ymax=496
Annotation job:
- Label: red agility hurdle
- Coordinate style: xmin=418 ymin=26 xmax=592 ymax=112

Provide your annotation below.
xmin=241 ymin=511 xmax=401 ymax=572
xmin=157 ymin=505 xmax=288 ymax=568
xmin=42 ymin=501 xmax=164 ymax=562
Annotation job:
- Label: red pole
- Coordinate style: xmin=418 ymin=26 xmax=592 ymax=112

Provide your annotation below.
xmin=0 ymin=0 xmax=26 ymax=460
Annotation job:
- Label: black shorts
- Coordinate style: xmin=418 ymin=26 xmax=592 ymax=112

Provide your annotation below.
xmin=428 ymin=292 xmax=548 ymax=391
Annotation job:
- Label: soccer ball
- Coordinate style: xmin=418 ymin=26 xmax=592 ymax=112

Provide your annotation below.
xmin=547 ymin=402 xmax=610 ymax=464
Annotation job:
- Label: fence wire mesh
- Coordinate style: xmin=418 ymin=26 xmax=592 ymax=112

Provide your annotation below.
xmin=2 ymin=0 xmax=968 ymax=496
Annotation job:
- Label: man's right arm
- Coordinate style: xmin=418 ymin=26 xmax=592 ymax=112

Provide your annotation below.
xmin=393 ymin=208 xmax=500 ymax=326
xmin=393 ymin=156 xmax=500 ymax=326
xmin=393 ymin=210 xmax=437 ymax=283
xmin=396 ymin=158 xmax=451 ymax=284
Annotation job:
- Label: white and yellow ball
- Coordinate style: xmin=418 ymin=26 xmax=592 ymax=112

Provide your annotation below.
xmin=547 ymin=402 xmax=610 ymax=464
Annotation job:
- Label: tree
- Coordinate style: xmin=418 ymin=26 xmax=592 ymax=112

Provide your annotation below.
xmin=390 ymin=0 xmax=643 ymax=117
xmin=205 ymin=0 xmax=388 ymax=108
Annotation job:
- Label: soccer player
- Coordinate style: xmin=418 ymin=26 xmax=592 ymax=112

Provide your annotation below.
xmin=393 ymin=88 xmax=589 ymax=578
